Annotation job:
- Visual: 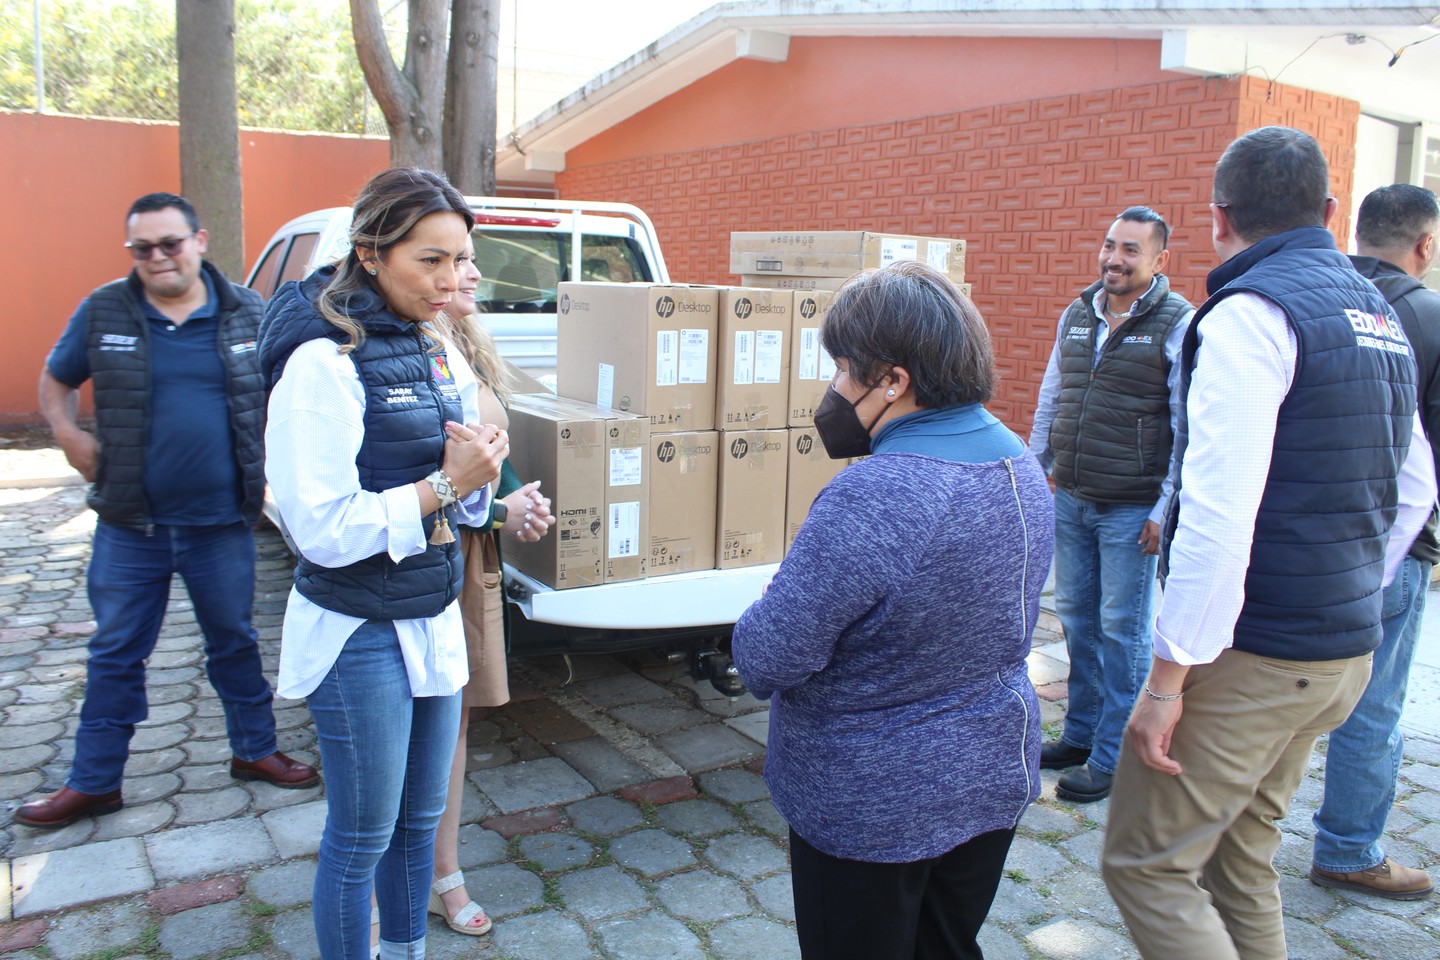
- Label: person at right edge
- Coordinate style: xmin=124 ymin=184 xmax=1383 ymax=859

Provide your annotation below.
xmin=1028 ymin=205 xmax=1193 ymax=803
xmin=1100 ymin=126 xmax=1435 ymax=960
xmin=1309 ymin=183 xmax=1440 ymax=901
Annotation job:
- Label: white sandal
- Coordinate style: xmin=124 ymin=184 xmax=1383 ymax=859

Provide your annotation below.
xmin=427 ymin=871 xmax=492 ymax=936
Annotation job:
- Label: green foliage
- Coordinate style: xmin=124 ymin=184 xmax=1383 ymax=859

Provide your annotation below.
xmin=0 ymin=0 xmax=371 ymax=133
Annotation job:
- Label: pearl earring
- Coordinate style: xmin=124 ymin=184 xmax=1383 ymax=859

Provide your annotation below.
xmin=887 ymin=390 xmax=895 ymax=397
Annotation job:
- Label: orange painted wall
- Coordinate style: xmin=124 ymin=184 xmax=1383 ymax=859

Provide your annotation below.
xmin=569 ymin=36 xmax=1178 ymax=169
xmin=560 ymin=69 xmax=1358 ymax=434
xmin=0 ymin=111 xmax=389 ymax=424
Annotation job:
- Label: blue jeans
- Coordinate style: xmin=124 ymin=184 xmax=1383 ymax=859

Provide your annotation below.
xmin=1312 ymin=555 xmax=1432 ymax=873
xmin=70 ymin=521 xmax=276 ymax=794
xmin=1052 ymin=488 xmax=1158 ymax=776
xmin=308 ymin=620 xmax=461 ymax=960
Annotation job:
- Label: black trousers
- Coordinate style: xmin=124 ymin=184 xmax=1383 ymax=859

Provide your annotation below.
xmin=789 ymin=826 xmax=1016 ymax=960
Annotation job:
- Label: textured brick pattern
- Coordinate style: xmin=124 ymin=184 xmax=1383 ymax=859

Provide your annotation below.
xmin=558 ymin=76 xmax=1357 ymax=433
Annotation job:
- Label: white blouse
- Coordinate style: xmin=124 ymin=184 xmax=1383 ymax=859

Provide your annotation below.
xmin=265 ymin=335 xmax=493 ymax=699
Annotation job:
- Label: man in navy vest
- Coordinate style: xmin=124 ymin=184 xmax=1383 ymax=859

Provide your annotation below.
xmin=1101 ymin=127 xmax=1432 ymax=958
xmin=1028 ymin=207 xmax=1193 ymax=803
xmin=16 ymin=194 xmax=318 ymax=830
xmin=1310 ymin=183 xmax=1440 ymax=901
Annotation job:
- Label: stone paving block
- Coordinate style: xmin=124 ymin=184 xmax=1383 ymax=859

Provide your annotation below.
xmin=270 ymin=908 xmax=321 ymax=960
xmin=147 ymin=874 xmax=244 ymax=915
xmin=248 ymin=859 xmax=317 ymax=910
xmin=551 ymin=736 xmax=652 ymax=792
xmin=1025 ymin=917 xmax=1139 ymax=959
xmin=247 ymin=781 xmax=324 ymax=814
xmin=566 ymin=796 xmax=645 ymax=836
xmin=1059 ymin=829 xmax=1104 ymax=871
xmin=699 ymin=768 xmax=770 ymax=804
xmin=608 ymin=700 xmax=709 ymax=736
xmin=619 ymin=776 xmax=697 ymax=807
xmin=156 ymin=900 xmax=253 ymax=960
xmin=1277 ymin=874 xmax=1342 ymax=922
xmin=44 ymin=900 xmax=150 ymax=960
xmin=697 ymin=692 xmax=767 ymax=718
xmin=556 ymin=865 xmax=650 ymax=921
xmin=1324 ymin=904 xmax=1440 ymax=957
xmin=595 ymin=910 xmax=706 ymax=960
xmin=1 ymin=721 xmax=63 ymax=750
xmin=1004 ymin=835 xmax=1070 ymax=882
xmin=125 ymin=747 xmax=187 ymax=778
xmin=125 ymin=772 xmax=183 ymax=805
xmin=472 ymin=756 xmax=595 ymax=814
xmin=0 ymin=920 xmax=46 ymax=954
xmin=261 ymin=800 xmax=329 ymax=858
xmin=1019 ymin=801 xmax=1083 ymax=838
xmin=740 ymin=798 xmax=788 ymax=838
xmin=1282 ymin=916 xmax=1347 ymax=960
xmin=174 ymin=785 xmax=251 ymax=826
xmin=1027 ymin=649 xmax=1070 ymax=686
xmin=986 ymin=874 xmax=1055 ymax=925
xmin=455 ymin=823 xmax=510 ymax=869
xmin=464 ymin=862 xmax=544 ymax=918
xmin=657 ymin=798 xmax=741 ymax=837
xmin=491 ymin=909 xmax=592 ymax=960
xmin=1022 ymin=871 xmax=1114 ymax=926
xmin=90 ymin=805 xmax=176 ymax=840
xmin=751 ymin=873 xmax=794 ymax=922
xmin=481 ymin=807 xmax=564 ymax=839
xmin=501 ymin=698 xmax=594 ymax=744
xmin=571 ymin=671 xmax=672 ymax=709
xmin=977 ymin=926 xmax=1032 ymax=960
xmin=147 ymin=818 xmax=278 ymax=882
xmin=703 ymin=834 xmax=788 ymax=881
xmin=177 ymin=762 xmax=235 ymax=793
xmin=4 ymin=815 xmax=96 ymax=859
xmin=517 ymin=832 xmax=596 ymax=872
xmin=709 ymin=915 xmax=801 ymax=960
xmin=610 ymin=829 xmax=697 ymax=878
xmin=655 ymin=868 xmax=749 ymax=923
xmin=656 ymin=724 xmax=763 ymax=773
xmin=11 ymin=836 xmax=151 ymax=916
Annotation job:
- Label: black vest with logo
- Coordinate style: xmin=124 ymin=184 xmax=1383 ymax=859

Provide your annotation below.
xmin=1049 ymin=275 xmax=1193 ymax=504
xmin=1166 ymin=228 xmax=1415 ymax=661
xmin=259 ymin=268 xmax=464 ymax=621
xmin=84 ymin=262 xmax=266 ymax=530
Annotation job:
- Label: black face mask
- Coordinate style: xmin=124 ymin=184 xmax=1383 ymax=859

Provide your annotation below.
xmin=814 ymin=383 xmax=881 ymax=459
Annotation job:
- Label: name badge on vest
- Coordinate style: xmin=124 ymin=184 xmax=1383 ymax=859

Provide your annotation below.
xmin=431 ymin=351 xmax=461 ymax=400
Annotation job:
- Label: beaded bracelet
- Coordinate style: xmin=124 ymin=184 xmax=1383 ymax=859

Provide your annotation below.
xmin=1143 ymin=683 xmax=1183 ymax=702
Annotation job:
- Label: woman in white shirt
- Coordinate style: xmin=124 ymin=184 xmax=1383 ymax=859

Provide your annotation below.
xmin=258 ymin=167 xmax=508 ymax=960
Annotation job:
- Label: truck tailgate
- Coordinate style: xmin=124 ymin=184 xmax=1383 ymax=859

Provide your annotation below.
xmin=503 ymin=563 xmax=778 ymax=630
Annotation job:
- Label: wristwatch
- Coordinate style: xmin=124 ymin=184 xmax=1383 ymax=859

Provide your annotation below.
xmin=426 ymin=470 xmax=459 ymax=509
xmin=490 ymin=501 xmax=509 ymax=530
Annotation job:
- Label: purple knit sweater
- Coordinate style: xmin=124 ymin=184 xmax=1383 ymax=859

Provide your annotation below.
xmin=732 ymin=450 xmax=1053 ymax=862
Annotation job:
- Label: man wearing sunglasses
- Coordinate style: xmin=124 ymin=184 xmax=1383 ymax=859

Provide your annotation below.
xmin=16 ymin=193 xmax=318 ymax=831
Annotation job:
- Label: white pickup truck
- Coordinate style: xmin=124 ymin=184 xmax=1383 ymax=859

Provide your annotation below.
xmin=247 ymin=197 xmax=770 ymax=692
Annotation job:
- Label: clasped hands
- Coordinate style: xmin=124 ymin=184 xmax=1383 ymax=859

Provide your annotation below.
xmin=441 ymin=420 xmax=509 ymax=498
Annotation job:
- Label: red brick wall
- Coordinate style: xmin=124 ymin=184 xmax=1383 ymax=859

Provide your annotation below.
xmin=558 ymin=75 xmax=1358 ymax=434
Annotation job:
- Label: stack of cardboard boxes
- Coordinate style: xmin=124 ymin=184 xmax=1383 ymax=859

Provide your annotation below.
xmin=504 ymin=230 xmax=968 ymax=590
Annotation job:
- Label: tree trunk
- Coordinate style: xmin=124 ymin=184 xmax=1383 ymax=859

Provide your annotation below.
xmin=350 ymin=0 xmax=448 ymax=170
xmin=177 ymin=0 xmax=244 ymax=278
xmin=443 ymin=0 xmax=499 ymax=195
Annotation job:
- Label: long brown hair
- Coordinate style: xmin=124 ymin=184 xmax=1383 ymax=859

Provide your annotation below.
xmin=319 ymin=167 xmax=475 ymax=352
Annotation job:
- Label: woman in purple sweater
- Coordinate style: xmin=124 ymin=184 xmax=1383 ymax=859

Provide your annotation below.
xmin=732 ymin=261 xmax=1053 ymax=960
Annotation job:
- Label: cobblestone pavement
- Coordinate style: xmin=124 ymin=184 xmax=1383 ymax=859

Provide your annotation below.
xmin=2 ymin=447 xmax=1440 ymax=959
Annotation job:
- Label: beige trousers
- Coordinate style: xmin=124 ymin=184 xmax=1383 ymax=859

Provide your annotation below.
xmin=1101 ymin=647 xmax=1371 ymax=960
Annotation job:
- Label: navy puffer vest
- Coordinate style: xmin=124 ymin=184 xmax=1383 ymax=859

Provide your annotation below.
xmin=86 ymin=262 xmax=266 ymax=529
xmin=259 ymin=267 xmax=464 ymax=621
xmin=1168 ymin=228 xmax=1415 ymax=661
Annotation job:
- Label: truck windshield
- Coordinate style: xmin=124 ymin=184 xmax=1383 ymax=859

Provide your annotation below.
xmin=477 ymin=231 xmax=653 ymax=313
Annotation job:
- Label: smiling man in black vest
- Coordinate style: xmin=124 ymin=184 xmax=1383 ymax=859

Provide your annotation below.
xmin=1029 ymin=206 xmax=1193 ymax=804
xmin=16 ymin=193 xmax=318 ymax=830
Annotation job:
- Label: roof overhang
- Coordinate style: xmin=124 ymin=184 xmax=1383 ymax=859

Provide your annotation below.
xmin=497 ymin=1 xmax=1440 ymax=185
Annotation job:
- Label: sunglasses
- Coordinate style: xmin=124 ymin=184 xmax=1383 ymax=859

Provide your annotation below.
xmin=124 ymin=232 xmax=195 ymax=260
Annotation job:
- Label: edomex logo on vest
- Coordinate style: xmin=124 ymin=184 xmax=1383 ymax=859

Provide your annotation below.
xmin=1347 ymin=309 xmax=1413 ymax=357
xmin=734 ymin=298 xmax=753 ymax=320
xmin=656 ymin=295 xmax=676 ymax=319
xmin=795 ymin=433 xmax=814 ymax=456
xmin=799 ymin=298 xmax=817 ymax=320
xmin=730 ymin=437 xmax=749 ymax=459
xmin=656 ymin=440 xmax=676 ymax=463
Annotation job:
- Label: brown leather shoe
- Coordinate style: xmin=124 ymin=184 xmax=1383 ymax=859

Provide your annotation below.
xmin=14 ymin=786 xmax=123 ymax=829
xmin=230 ymin=752 xmax=320 ymax=789
xmin=1310 ymin=858 xmax=1435 ymax=900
